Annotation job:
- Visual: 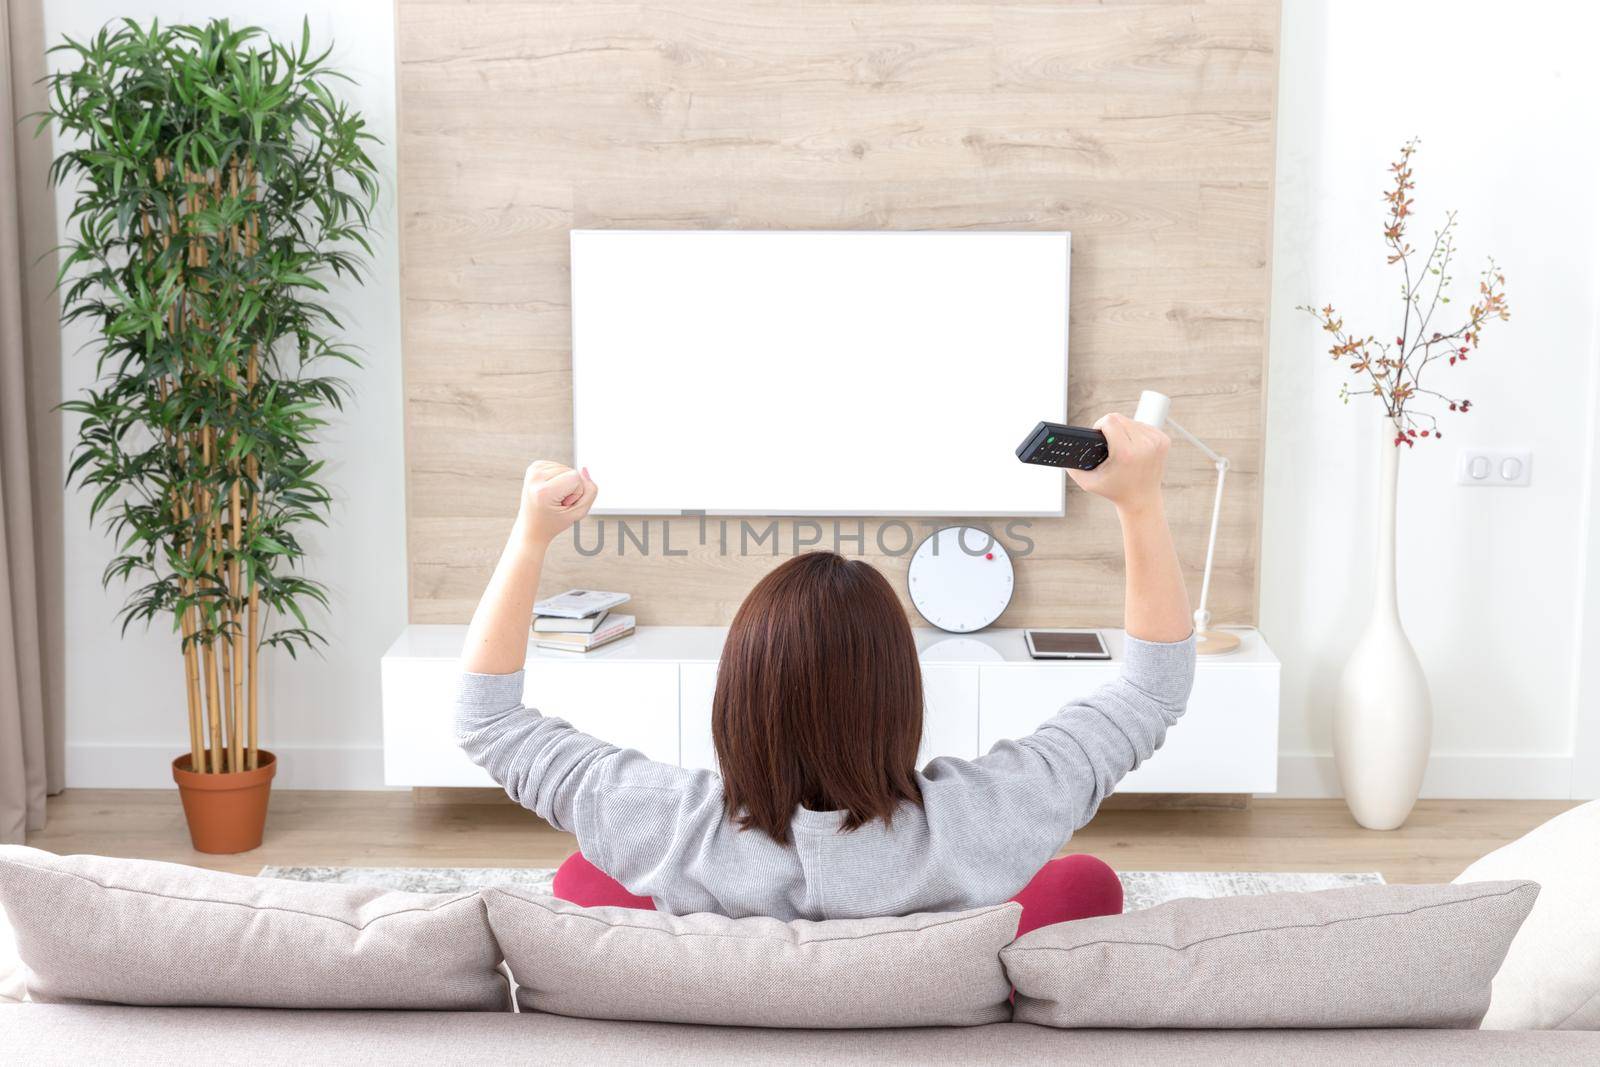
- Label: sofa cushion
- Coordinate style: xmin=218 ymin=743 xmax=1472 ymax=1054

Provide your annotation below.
xmin=1003 ymin=881 xmax=1537 ymax=1029
xmin=1457 ymin=799 xmax=1600 ymax=1031
xmin=483 ymin=888 xmax=1019 ymax=1028
xmin=0 ymin=846 xmax=507 ymax=1010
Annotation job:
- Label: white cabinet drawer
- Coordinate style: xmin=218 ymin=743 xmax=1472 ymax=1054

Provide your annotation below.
xmin=978 ymin=664 xmax=1279 ymax=793
xmin=525 ymin=659 xmax=681 ymax=766
xmin=680 ymin=662 xmax=719 ymax=772
xmin=382 ymin=657 xmax=680 ymax=786
xmin=383 ymin=658 xmax=496 ymax=786
xmin=977 ymin=664 xmax=1121 ymax=755
xmin=920 ymin=665 xmax=980 ymax=765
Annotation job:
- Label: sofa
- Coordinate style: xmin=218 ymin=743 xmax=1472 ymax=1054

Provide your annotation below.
xmin=4 ymin=803 xmax=1600 ymax=1066
xmin=9 ymin=1006 xmax=1600 ymax=1065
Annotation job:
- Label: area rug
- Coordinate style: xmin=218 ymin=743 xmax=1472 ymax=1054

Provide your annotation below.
xmin=259 ymin=866 xmax=1384 ymax=912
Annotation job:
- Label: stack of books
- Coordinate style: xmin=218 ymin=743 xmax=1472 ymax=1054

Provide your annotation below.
xmin=531 ymin=589 xmax=635 ymax=653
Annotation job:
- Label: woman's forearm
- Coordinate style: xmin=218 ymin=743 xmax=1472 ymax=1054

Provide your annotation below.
xmin=1116 ymin=499 xmax=1193 ymax=643
xmin=463 ymin=462 xmax=598 ymax=675
xmin=463 ymin=519 xmax=547 ymax=675
xmin=1065 ymin=413 xmax=1191 ymax=644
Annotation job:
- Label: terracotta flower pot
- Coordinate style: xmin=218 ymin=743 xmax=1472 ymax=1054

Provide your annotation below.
xmin=171 ymin=751 xmax=277 ymax=854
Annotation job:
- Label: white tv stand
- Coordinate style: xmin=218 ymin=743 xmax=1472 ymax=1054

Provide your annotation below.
xmin=382 ymin=625 xmax=1279 ymax=794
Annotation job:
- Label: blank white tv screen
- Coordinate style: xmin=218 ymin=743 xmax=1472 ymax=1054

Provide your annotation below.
xmin=571 ymin=230 xmax=1069 ymax=516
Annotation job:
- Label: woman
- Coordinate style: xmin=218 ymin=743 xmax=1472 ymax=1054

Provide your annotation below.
xmin=457 ymin=413 xmax=1195 ymax=934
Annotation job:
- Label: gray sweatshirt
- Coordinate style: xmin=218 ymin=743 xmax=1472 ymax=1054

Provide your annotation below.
xmin=456 ymin=634 xmax=1196 ymax=920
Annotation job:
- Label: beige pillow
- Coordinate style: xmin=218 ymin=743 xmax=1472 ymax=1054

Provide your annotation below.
xmin=0 ymin=846 xmax=507 ymax=1010
xmin=1003 ymin=881 xmax=1538 ymax=1029
xmin=1457 ymin=799 xmax=1600 ymax=1031
xmin=483 ymin=888 xmax=1019 ymax=1028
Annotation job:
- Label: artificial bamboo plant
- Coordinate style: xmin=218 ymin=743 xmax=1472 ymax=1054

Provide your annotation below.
xmin=44 ymin=19 xmax=378 ymax=774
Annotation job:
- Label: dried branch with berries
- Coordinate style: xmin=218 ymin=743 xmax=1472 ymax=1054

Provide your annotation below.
xmin=1298 ymin=139 xmax=1510 ymax=447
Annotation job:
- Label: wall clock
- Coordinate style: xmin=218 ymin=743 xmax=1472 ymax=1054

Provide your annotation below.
xmin=906 ymin=526 xmax=1014 ymax=633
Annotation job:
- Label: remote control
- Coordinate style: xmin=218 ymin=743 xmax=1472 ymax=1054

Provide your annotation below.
xmin=1015 ymin=421 xmax=1109 ymax=470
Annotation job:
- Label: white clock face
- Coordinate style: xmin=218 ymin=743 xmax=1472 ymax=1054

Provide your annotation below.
xmin=907 ymin=527 xmax=1015 ymax=633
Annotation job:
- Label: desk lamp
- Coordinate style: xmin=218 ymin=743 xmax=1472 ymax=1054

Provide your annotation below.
xmin=1133 ymin=391 xmax=1240 ymax=656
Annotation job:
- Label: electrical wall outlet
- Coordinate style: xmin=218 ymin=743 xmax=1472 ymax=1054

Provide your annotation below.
xmin=1457 ymin=448 xmax=1533 ymax=487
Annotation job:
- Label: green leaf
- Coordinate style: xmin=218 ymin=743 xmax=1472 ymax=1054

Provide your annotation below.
xmin=255 ymin=535 xmax=290 ymax=555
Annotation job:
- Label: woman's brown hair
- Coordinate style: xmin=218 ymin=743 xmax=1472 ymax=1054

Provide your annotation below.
xmin=712 ymin=551 xmax=924 ymax=845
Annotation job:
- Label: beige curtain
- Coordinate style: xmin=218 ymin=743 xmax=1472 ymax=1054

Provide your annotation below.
xmin=1 ymin=0 xmax=64 ymax=844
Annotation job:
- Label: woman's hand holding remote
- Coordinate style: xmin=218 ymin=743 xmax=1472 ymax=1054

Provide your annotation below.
xmin=1066 ymin=413 xmax=1168 ymax=512
xmin=1070 ymin=412 xmax=1193 ymax=644
xmin=465 ymin=461 xmax=599 ymax=676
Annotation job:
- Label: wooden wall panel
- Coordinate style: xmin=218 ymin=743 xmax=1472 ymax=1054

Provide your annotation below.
xmin=397 ymin=1 xmax=1280 ymax=627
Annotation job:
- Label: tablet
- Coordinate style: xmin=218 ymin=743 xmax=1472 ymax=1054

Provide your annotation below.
xmin=1024 ymin=629 xmax=1110 ymax=660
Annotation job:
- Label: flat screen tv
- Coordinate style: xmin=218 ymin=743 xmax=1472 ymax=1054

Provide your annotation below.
xmin=570 ymin=230 xmax=1069 ymax=516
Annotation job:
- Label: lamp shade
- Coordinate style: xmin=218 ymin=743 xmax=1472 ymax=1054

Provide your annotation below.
xmin=1134 ymin=390 xmax=1172 ymax=429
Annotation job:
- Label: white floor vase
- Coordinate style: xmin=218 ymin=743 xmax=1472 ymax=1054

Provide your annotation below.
xmin=1333 ymin=418 xmax=1433 ymax=830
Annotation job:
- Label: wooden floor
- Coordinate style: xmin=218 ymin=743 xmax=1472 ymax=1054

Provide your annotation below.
xmin=25 ymin=791 xmax=1576 ymax=884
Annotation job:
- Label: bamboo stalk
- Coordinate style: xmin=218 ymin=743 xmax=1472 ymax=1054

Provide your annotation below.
xmin=160 ymin=386 xmax=205 ymax=774
xmin=176 ymin=162 xmax=213 ymax=770
xmin=198 ymin=517 xmax=222 ymax=775
xmin=185 ymin=172 xmax=196 ymax=268
xmin=180 ymin=598 xmax=204 ymax=770
xmin=213 ymin=460 xmax=233 ymax=770
xmin=165 ymin=158 xmax=208 ymax=770
xmin=189 ymin=463 xmax=211 ymax=772
xmin=181 ymin=427 xmax=207 ymax=772
xmin=246 ymin=553 xmax=259 ymax=769
xmin=200 ymin=626 xmax=222 ymax=775
xmin=182 ymin=511 xmax=206 ymax=770
xmin=218 ymin=620 xmax=233 ymax=765
xmin=174 ymin=488 xmax=204 ymax=775
xmin=146 ymin=172 xmax=206 ymax=775
xmin=193 ymin=438 xmax=213 ymax=771
xmin=191 ymin=169 xmax=235 ymax=770
xmin=215 ymin=162 xmax=247 ymax=776
xmin=219 ymin=616 xmax=233 ymax=764
xmin=246 ymin=435 xmax=260 ymax=768
xmin=227 ymin=415 xmax=244 ymax=773
xmin=200 ymin=428 xmax=226 ymax=773
xmin=244 ymin=163 xmax=262 ymax=771
xmin=198 ymin=433 xmax=215 ymax=772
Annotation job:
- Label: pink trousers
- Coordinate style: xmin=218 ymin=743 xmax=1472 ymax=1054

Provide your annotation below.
xmin=552 ymin=851 xmax=1123 ymax=936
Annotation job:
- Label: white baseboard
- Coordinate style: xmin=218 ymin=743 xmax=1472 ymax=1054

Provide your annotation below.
xmin=1275 ymin=753 xmax=1577 ymax=800
xmin=66 ymin=743 xmax=391 ymax=790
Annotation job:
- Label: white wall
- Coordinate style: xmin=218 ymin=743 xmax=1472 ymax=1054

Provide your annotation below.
xmin=50 ymin=1 xmax=1600 ymax=798
xmin=1263 ymin=0 xmax=1600 ymax=798
xmin=48 ymin=2 xmax=406 ymax=788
